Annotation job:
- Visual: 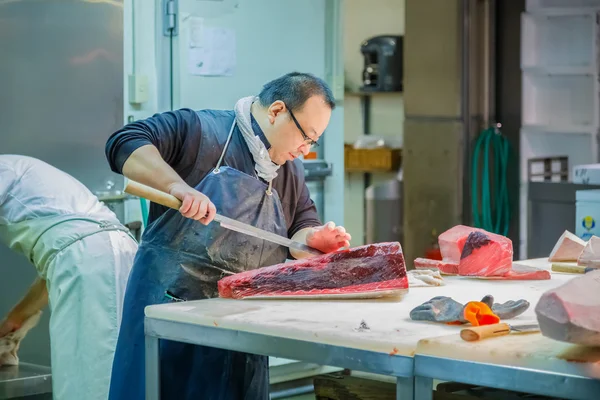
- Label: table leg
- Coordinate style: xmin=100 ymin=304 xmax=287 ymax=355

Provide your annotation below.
xmin=145 ymin=335 xmax=160 ymax=400
xmin=414 ymin=376 xmax=433 ymax=400
xmin=396 ymin=376 xmax=414 ymax=400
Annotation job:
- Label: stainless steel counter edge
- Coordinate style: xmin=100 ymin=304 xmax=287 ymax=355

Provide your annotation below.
xmin=144 ymin=317 xmax=414 ymax=378
xmin=0 ymin=362 xmax=52 ymax=399
xmin=414 ymin=354 xmax=600 ymax=400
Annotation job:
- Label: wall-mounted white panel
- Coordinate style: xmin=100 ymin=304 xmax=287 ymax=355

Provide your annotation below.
xmin=522 ymin=73 xmax=596 ymax=129
xmin=528 ymin=0 xmax=600 ymax=10
xmin=522 ymin=12 xmax=595 ymax=68
xmin=520 ymin=128 xmax=597 ymax=182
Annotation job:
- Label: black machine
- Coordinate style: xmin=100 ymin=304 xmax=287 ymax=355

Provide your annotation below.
xmin=360 ymin=35 xmax=403 ymax=92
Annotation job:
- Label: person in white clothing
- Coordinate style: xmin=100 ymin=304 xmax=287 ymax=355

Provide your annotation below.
xmin=0 ymin=154 xmax=138 ymax=400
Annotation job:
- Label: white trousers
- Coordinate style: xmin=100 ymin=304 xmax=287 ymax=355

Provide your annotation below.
xmin=46 ymin=230 xmax=137 ymax=400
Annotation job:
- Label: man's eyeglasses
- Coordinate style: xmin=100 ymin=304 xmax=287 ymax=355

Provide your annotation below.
xmin=287 ymin=106 xmax=319 ymax=147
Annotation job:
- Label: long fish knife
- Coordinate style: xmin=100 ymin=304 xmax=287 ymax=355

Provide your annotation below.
xmin=123 ymin=180 xmax=325 ymax=256
xmin=460 ymin=323 xmax=540 ymax=342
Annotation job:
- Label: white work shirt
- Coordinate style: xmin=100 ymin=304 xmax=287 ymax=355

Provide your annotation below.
xmin=0 ymin=155 xmax=117 ymax=227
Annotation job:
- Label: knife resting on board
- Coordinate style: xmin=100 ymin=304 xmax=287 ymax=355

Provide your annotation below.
xmin=460 ymin=323 xmax=540 ymax=342
xmin=123 ymin=180 xmax=325 ymax=256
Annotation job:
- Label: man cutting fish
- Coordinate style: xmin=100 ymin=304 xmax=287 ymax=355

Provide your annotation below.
xmin=0 ymin=154 xmax=138 ymax=400
xmin=105 ymin=72 xmax=352 ymax=400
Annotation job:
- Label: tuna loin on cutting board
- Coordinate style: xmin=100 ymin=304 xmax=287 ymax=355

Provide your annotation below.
xmin=549 ymin=230 xmax=587 ymax=262
xmin=459 ymin=230 xmax=513 ymax=277
xmin=438 ymin=225 xmax=484 ymax=263
xmin=412 ymin=225 xmax=482 ymax=275
xmin=415 ymin=225 xmax=549 ymax=280
xmin=218 ymin=242 xmax=408 ymax=300
xmin=535 ymin=269 xmax=600 ymax=346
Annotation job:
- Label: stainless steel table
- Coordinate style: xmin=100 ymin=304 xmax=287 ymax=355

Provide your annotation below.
xmin=0 ymin=363 xmax=52 ymax=399
xmin=413 ymin=332 xmax=600 ymax=400
xmin=142 ymin=271 xmax=583 ymax=400
xmin=143 ymin=296 xmax=431 ymax=400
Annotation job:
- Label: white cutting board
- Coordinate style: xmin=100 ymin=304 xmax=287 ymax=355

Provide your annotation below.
xmin=412 ymin=258 xmax=600 ymax=378
xmin=145 ymin=267 xmax=574 ymax=358
xmin=512 ymin=257 xmax=551 ymax=269
xmin=416 ymin=332 xmax=600 ymax=379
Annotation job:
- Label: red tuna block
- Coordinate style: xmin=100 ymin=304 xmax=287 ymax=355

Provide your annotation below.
xmin=438 ymin=225 xmax=485 ymax=263
xmin=437 ymin=226 xmax=513 ymax=277
xmin=414 ymin=258 xmax=459 ymax=275
xmin=535 ymin=269 xmax=600 ymax=346
xmin=481 ymin=264 xmax=550 ymax=280
xmin=458 ymin=230 xmax=513 ymax=277
xmin=218 ymin=242 xmax=408 ymax=300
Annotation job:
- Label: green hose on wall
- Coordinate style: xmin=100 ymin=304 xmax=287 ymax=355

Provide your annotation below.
xmin=471 ymin=126 xmax=511 ymax=236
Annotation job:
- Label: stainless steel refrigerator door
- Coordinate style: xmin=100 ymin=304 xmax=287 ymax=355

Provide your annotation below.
xmin=0 ymin=0 xmax=124 ymax=367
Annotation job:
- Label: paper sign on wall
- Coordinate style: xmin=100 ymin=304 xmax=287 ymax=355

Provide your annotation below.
xmin=188 ymin=16 xmax=204 ymax=48
xmin=188 ymin=20 xmax=236 ymax=77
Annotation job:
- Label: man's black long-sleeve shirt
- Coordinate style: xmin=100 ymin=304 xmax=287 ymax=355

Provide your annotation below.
xmin=105 ymin=108 xmax=321 ymax=238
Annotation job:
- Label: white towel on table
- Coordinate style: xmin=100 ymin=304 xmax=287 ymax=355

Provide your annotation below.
xmin=408 ymin=269 xmax=445 ymax=287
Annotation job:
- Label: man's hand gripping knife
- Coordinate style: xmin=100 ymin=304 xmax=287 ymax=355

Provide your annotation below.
xmin=409 ymin=295 xmax=530 ymax=327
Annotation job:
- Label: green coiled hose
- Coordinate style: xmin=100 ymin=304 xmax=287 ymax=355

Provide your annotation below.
xmin=471 ymin=126 xmax=511 ymax=236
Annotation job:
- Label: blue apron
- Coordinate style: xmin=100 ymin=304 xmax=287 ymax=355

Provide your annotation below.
xmin=108 ymin=121 xmax=289 ymax=400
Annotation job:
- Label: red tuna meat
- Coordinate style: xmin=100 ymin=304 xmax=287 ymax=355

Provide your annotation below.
xmin=218 ymin=242 xmax=408 ymax=299
xmin=476 ymin=264 xmax=550 ymax=280
xmin=458 ymin=231 xmax=513 ymax=277
xmin=535 ymin=269 xmax=600 ymax=346
xmin=439 ymin=225 xmax=486 ymax=263
xmin=433 ymin=225 xmax=547 ymax=280
xmin=414 ymin=258 xmax=459 ymax=275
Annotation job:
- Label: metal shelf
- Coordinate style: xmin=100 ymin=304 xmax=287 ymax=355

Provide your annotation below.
xmin=0 ymin=363 xmax=52 ymax=399
xmin=520 ymin=3 xmax=600 ymax=258
xmin=302 ymin=159 xmax=332 ymax=182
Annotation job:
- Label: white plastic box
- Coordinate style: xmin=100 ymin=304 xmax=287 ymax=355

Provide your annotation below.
xmin=573 ymin=163 xmax=600 ymax=184
xmin=576 ymin=189 xmax=600 ymax=240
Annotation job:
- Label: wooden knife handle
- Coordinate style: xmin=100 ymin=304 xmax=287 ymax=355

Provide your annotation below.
xmin=460 ymin=323 xmax=511 ymax=342
xmin=551 ymin=263 xmax=586 ymax=274
xmin=124 ymin=180 xmax=182 ymax=210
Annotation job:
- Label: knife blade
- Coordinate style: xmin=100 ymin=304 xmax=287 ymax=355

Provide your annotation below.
xmin=460 ymin=323 xmax=540 ymax=342
xmin=213 ymin=213 xmax=324 ymax=255
xmin=123 ymin=180 xmax=325 ymax=256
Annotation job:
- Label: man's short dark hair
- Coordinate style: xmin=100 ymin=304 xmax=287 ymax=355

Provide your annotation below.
xmin=258 ymin=72 xmax=336 ymax=112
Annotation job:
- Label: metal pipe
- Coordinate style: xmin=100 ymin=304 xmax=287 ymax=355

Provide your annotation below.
xmin=485 ymin=0 xmax=497 ymax=126
xmin=270 ymin=384 xmax=314 ymax=399
xmin=483 ymin=0 xmax=490 ymax=125
xmin=461 ymin=0 xmax=472 ymax=225
xmin=489 ymin=0 xmax=497 ymax=126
